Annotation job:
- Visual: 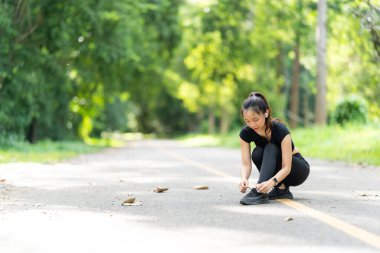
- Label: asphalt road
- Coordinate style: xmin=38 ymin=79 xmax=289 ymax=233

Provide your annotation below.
xmin=0 ymin=139 xmax=379 ymax=253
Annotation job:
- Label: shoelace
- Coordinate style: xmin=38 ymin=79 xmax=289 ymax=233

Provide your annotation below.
xmin=246 ymin=188 xmax=258 ymax=197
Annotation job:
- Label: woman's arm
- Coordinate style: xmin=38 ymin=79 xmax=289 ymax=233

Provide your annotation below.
xmin=240 ymin=138 xmax=252 ymax=193
xmin=273 ymin=134 xmax=292 ymax=183
xmin=256 ymin=134 xmax=292 ymax=193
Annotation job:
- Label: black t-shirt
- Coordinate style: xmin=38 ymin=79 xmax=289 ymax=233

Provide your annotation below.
xmin=239 ymin=121 xmax=295 ymax=151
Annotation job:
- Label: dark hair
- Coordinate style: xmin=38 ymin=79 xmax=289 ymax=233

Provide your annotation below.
xmin=241 ymin=92 xmax=273 ymax=140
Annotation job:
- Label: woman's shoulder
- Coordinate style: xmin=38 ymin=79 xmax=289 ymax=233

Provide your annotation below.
xmin=272 ymin=120 xmax=290 ymax=135
xmin=239 ymin=125 xmax=252 ymax=136
xmin=239 ymin=126 xmax=256 ymax=143
xmin=240 ymin=125 xmax=251 ymax=132
xmin=272 ymin=119 xmax=288 ymax=129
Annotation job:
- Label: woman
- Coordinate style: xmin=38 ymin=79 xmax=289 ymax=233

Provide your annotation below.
xmin=239 ymin=92 xmax=310 ymax=205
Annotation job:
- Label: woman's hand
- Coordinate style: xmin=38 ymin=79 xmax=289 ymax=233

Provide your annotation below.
xmin=256 ymin=180 xmax=275 ymax=193
xmin=239 ymin=179 xmax=249 ymax=193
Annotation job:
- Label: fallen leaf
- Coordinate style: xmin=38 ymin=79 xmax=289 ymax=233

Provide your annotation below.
xmin=123 ymin=197 xmax=136 ymax=204
xmin=193 ymin=185 xmax=209 ymax=190
xmin=0 ymin=179 xmax=5 ymax=183
xmin=284 ymin=217 xmax=293 ymax=222
xmin=122 ymin=196 xmax=142 ymax=206
xmin=153 ymin=187 xmax=169 ymax=193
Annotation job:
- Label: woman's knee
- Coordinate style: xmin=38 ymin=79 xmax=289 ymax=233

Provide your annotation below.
xmin=264 ymin=143 xmax=280 ymax=153
xmin=251 ymin=147 xmax=263 ymax=160
xmin=284 ymin=162 xmax=310 ymax=186
xmin=263 ymin=143 xmax=281 ymax=164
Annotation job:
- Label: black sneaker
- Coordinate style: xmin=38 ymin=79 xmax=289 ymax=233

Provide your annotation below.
xmin=240 ymin=188 xmax=269 ymax=205
xmin=267 ymin=187 xmax=293 ymax=200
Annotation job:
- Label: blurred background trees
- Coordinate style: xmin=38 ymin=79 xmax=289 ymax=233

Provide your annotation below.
xmin=1 ymin=0 xmax=379 ymax=143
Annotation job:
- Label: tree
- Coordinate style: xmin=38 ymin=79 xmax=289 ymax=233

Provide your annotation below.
xmin=289 ymin=0 xmax=304 ymax=128
xmin=315 ymin=0 xmax=327 ymax=125
xmin=0 ymin=0 xmax=184 ymax=141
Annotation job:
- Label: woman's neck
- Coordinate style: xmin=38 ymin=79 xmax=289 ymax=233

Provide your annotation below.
xmin=255 ymin=127 xmax=266 ymax=136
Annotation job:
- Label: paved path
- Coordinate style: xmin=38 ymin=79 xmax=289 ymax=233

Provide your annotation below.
xmin=0 ymin=140 xmax=379 ymax=253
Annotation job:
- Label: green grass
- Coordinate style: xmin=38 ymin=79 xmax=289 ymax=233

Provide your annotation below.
xmin=177 ymin=125 xmax=380 ymax=166
xmin=0 ymin=132 xmax=149 ymax=164
xmin=0 ymin=140 xmax=114 ymax=163
xmin=292 ymin=125 xmax=380 ymax=166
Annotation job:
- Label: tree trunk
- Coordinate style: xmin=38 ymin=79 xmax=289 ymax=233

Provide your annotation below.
xmin=303 ymin=89 xmax=309 ymax=126
xmin=315 ymin=0 xmax=327 ymax=125
xmin=290 ymin=35 xmax=300 ymax=129
xmin=275 ymin=41 xmax=285 ymax=92
xmin=26 ymin=117 xmax=37 ymax=143
xmin=208 ymin=109 xmax=215 ymax=134
xmin=220 ymin=112 xmax=230 ymax=135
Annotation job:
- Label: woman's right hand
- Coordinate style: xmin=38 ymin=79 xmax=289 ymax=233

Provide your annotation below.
xmin=239 ymin=179 xmax=249 ymax=193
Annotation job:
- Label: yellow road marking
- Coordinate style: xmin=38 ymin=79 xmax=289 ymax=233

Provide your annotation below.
xmin=160 ymin=148 xmax=240 ymax=183
xmin=161 ymin=148 xmax=380 ymax=251
xmin=277 ymin=199 xmax=380 ymax=250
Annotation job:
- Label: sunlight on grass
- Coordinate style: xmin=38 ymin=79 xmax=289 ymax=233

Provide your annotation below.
xmin=84 ymin=137 xmax=124 ymax=148
xmin=179 ymin=134 xmax=221 ymax=146
xmin=292 ymin=125 xmax=380 ymax=166
xmin=0 ymin=132 xmax=150 ymax=163
xmin=0 ymin=141 xmax=104 ymax=163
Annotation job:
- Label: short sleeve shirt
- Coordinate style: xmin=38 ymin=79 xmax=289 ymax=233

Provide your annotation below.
xmin=239 ymin=121 xmax=295 ymax=150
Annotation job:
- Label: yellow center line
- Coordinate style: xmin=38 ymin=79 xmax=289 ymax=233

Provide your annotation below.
xmin=160 ymin=148 xmax=380 ymax=251
xmin=160 ymin=148 xmax=240 ymax=183
xmin=277 ymin=199 xmax=380 ymax=250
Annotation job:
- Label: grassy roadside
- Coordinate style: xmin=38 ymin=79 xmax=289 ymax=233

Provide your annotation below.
xmin=292 ymin=125 xmax=380 ymax=166
xmin=2 ymin=127 xmax=379 ymax=166
xmin=177 ymin=125 xmax=380 ymax=167
xmin=0 ymin=138 xmax=123 ymax=164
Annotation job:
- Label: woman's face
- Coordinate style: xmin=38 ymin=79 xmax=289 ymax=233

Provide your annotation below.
xmin=243 ymin=109 xmax=266 ymax=132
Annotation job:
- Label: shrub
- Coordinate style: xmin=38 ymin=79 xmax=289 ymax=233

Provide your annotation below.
xmin=331 ymin=95 xmax=368 ymax=125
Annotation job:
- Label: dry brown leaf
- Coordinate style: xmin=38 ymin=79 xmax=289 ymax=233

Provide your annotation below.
xmin=122 ymin=196 xmax=142 ymax=206
xmin=123 ymin=197 xmax=136 ymax=204
xmin=153 ymin=187 xmax=169 ymax=193
xmin=0 ymin=179 xmax=6 ymax=183
xmin=284 ymin=217 xmax=293 ymax=222
xmin=193 ymin=185 xmax=209 ymax=190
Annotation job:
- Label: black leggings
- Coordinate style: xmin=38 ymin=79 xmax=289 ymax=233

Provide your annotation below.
xmin=252 ymin=143 xmax=310 ymax=187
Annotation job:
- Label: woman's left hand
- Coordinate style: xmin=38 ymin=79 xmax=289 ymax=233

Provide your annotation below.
xmin=256 ymin=180 xmax=275 ymax=193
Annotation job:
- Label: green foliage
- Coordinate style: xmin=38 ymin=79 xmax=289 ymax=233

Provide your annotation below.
xmin=327 ymin=0 xmax=380 ymax=121
xmin=0 ymin=0 xmax=183 ymax=141
xmin=330 ymin=95 xmax=368 ymax=125
xmin=0 ymin=0 xmax=379 ymax=145
xmin=168 ymin=0 xmax=290 ymax=133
